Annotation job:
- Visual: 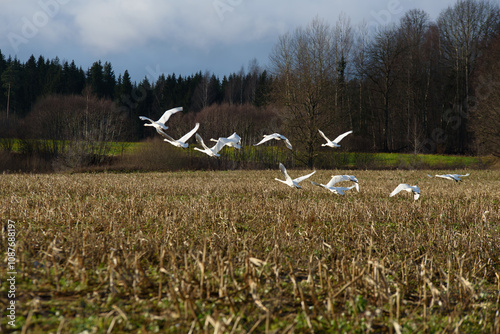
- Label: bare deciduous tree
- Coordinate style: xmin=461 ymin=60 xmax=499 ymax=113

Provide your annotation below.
xmin=26 ymin=93 xmax=127 ymax=168
xmin=470 ymin=33 xmax=500 ymax=157
xmin=399 ymin=9 xmax=431 ymax=154
xmin=353 ymin=20 xmax=375 ymax=148
xmin=365 ymin=24 xmax=406 ymax=151
xmin=269 ymin=17 xmax=338 ymax=167
xmin=437 ymin=0 xmax=500 ymax=152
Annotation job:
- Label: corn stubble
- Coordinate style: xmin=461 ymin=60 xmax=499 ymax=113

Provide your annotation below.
xmin=1 ymin=170 xmax=500 ymax=332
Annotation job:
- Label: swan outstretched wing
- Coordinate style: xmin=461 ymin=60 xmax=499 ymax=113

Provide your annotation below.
xmin=214 ymin=137 xmax=241 ymax=148
xmin=158 ymin=107 xmax=182 ymax=124
xmin=209 ymin=138 xmax=230 ymax=154
xmin=278 ymin=163 xmax=293 ymax=183
xmin=227 ymin=132 xmax=241 ymax=145
xmin=293 ymin=170 xmax=316 ymax=184
xmin=156 ymin=128 xmax=175 ymax=141
xmin=178 ymin=123 xmax=200 ymax=143
xmin=332 ymin=186 xmax=351 ymax=195
xmin=139 ymin=116 xmax=153 ymax=123
xmin=195 ymin=133 xmax=210 ymax=150
xmin=310 ymin=181 xmax=323 ymax=188
xmin=390 ymin=184 xmax=410 ymax=197
xmin=210 ymin=132 xmax=241 ymax=148
xmin=318 ymin=129 xmax=331 ymax=143
xmin=283 ymin=138 xmax=293 ymax=150
xmin=255 ymin=133 xmax=292 ymax=149
xmin=390 ymin=184 xmax=420 ymax=200
xmin=332 ymin=130 xmax=353 ymax=144
xmin=326 ymin=175 xmax=348 ymax=187
xmin=337 ymin=185 xmax=356 ymax=195
xmin=254 ymin=135 xmax=275 ymax=146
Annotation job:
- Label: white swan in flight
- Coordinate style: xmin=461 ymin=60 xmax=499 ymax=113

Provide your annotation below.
xmin=157 ymin=123 xmax=199 ymax=148
xmin=318 ymin=129 xmax=353 ymax=148
xmin=210 ymin=132 xmax=241 ymax=149
xmin=254 ymin=133 xmax=293 ymax=150
xmin=194 ymin=133 xmax=228 ymax=157
xmin=389 ymin=184 xmax=420 ymax=200
xmin=275 ymin=163 xmax=316 ymax=189
xmin=427 ymin=173 xmax=470 ymax=182
xmin=311 ymin=181 xmax=357 ymax=195
xmin=139 ymin=107 xmax=183 ymax=133
xmin=324 ymin=174 xmax=360 ymax=192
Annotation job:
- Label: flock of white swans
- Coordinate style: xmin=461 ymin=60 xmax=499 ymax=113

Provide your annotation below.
xmin=140 ymin=107 xmax=470 ymax=201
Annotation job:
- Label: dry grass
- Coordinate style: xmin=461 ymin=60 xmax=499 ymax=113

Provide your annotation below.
xmin=1 ymin=169 xmax=500 ymax=333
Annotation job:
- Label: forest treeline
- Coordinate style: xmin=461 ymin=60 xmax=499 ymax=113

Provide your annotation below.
xmin=1 ymin=0 xmax=499 ymax=171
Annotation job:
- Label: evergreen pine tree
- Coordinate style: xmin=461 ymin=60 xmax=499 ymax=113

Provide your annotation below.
xmin=103 ymin=62 xmax=116 ymax=99
xmin=87 ymin=61 xmax=104 ymax=98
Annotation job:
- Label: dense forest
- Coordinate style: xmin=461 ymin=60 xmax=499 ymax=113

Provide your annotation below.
xmin=1 ymin=0 xmax=499 ymax=169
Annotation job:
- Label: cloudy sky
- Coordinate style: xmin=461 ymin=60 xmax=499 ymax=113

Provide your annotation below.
xmin=1 ymin=0 xmax=458 ymax=82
